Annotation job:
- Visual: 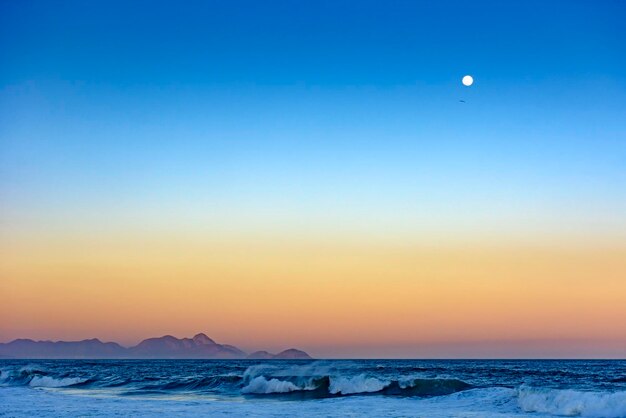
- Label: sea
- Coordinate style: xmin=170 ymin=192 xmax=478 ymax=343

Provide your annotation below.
xmin=1 ymin=359 xmax=625 ymax=417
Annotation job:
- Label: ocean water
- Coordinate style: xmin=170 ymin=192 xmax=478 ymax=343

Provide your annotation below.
xmin=1 ymin=359 xmax=625 ymax=417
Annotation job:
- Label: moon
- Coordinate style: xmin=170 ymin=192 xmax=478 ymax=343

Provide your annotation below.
xmin=462 ymin=75 xmax=474 ymax=86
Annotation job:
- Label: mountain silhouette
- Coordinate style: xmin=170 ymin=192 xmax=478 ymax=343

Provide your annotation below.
xmin=0 ymin=333 xmax=311 ymax=360
xmin=247 ymin=348 xmax=312 ymax=360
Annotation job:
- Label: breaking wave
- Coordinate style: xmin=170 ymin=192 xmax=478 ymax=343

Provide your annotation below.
xmin=329 ymin=374 xmax=389 ymax=394
xmin=29 ymin=376 xmax=87 ymax=388
xmin=241 ymin=376 xmax=303 ymax=394
xmin=240 ymin=372 xmax=472 ymax=398
xmin=0 ymin=365 xmax=87 ymax=388
xmin=517 ymin=386 xmax=626 ymax=418
xmin=2 ymin=360 xmax=626 ymax=417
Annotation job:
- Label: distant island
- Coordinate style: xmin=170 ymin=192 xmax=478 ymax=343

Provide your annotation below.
xmin=0 ymin=333 xmax=313 ymax=360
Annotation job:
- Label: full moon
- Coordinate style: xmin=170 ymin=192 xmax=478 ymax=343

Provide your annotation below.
xmin=462 ymin=75 xmax=474 ymax=86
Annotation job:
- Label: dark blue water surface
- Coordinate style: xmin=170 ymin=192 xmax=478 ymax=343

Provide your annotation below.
xmin=1 ymin=359 xmax=625 ymax=397
xmin=1 ymin=359 xmax=626 ymax=417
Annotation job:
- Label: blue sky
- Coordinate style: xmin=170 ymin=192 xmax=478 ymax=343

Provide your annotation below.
xmin=2 ymin=1 xmax=626 ymax=355
xmin=1 ymin=0 xmax=625 ymax=240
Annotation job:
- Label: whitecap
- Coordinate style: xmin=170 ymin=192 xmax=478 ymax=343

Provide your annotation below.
xmin=241 ymin=376 xmax=301 ymax=394
xmin=29 ymin=376 xmax=87 ymax=388
xmin=517 ymin=385 xmax=626 ymax=417
xmin=329 ymin=374 xmax=389 ymax=395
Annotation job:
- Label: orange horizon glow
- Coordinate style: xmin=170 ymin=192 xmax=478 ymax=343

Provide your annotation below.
xmin=2 ymin=0 xmax=626 ymax=362
xmin=2 ymin=230 xmax=625 ymax=358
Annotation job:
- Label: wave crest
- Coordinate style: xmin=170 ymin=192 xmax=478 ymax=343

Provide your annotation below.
xmin=239 ymin=364 xmax=472 ymax=398
xmin=1 ymin=365 xmax=86 ymax=388
xmin=29 ymin=376 xmax=87 ymax=388
xmin=329 ymin=375 xmax=389 ymax=395
xmin=517 ymin=386 xmax=626 ymax=418
xmin=241 ymin=376 xmax=303 ymax=394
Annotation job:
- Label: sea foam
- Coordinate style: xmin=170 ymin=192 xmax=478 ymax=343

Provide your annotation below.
xmin=517 ymin=386 xmax=626 ymax=418
xmin=241 ymin=376 xmax=302 ymax=394
xmin=29 ymin=376 xmax=87 ymax=388
xmin=329 ymin=374 xmax=389 ymax=395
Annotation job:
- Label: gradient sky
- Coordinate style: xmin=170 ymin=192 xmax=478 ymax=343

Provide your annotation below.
xmin=1 ymin=0 xmax=625 ymax=358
